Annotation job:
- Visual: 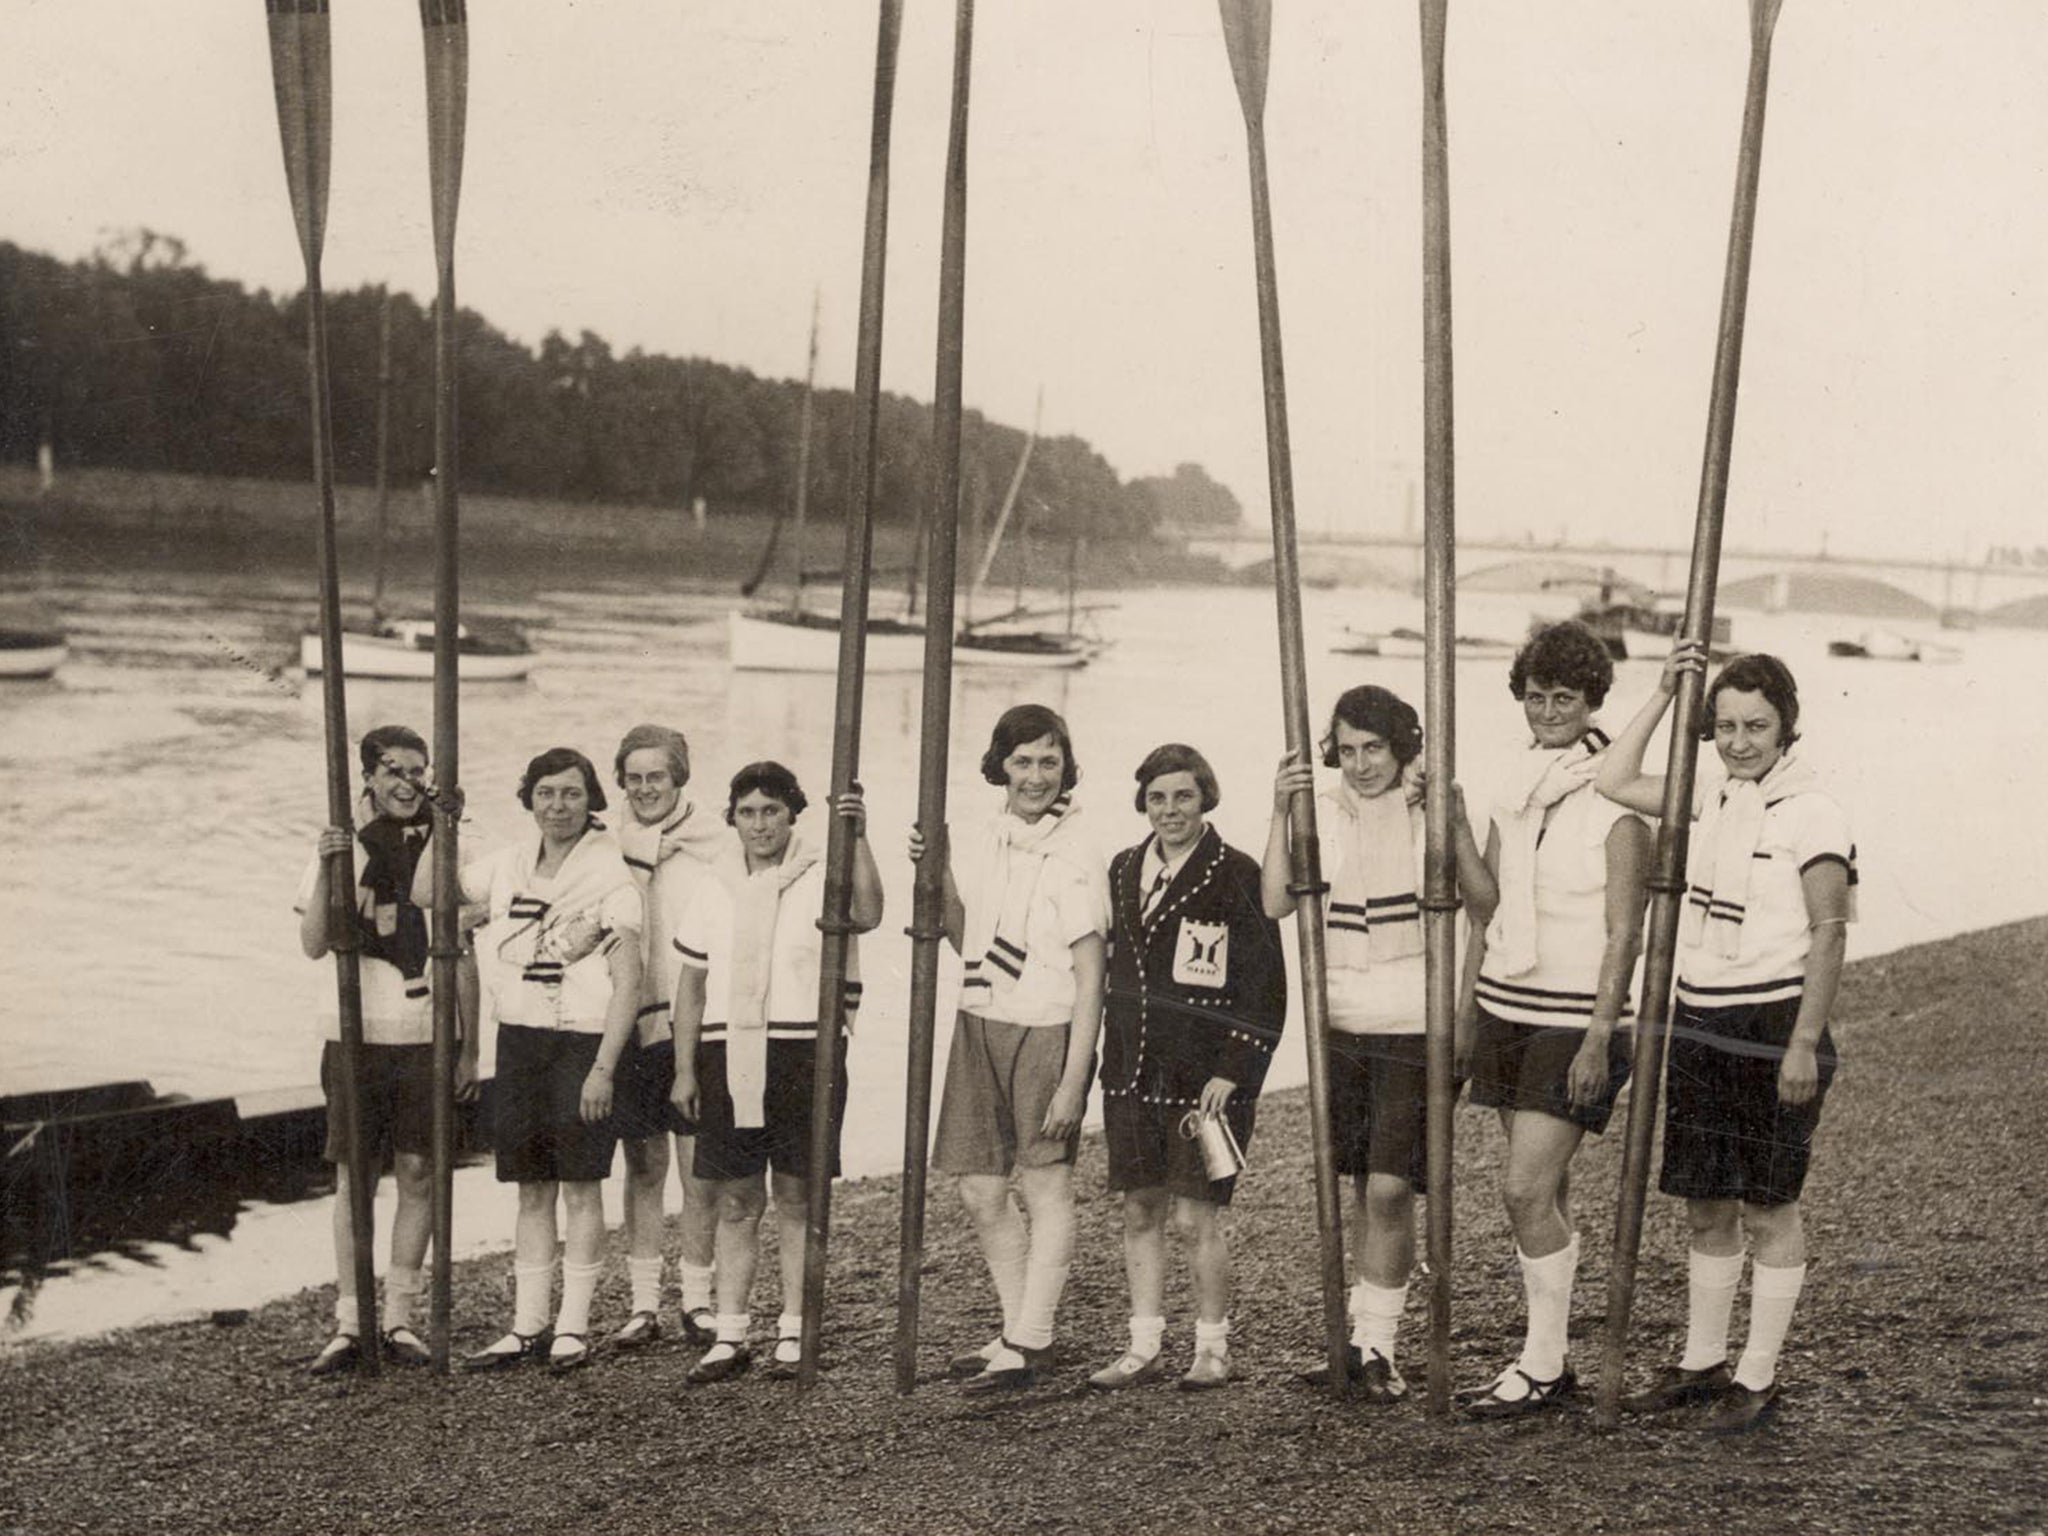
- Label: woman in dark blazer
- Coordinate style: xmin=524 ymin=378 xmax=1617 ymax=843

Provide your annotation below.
xmin=1090 ymin=743 xmax=1285 ymax=1393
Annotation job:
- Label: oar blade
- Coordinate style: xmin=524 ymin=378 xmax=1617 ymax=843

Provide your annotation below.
xmin=419 ymin=0 xmax=470 ymax=271
xmin=265 ymin=0 xmax=333 ymax=267
xmin=1216 ymin=0 xmax=1272 ymax=126
xmin=1751 ymin=0 xmax=1786 ymax=46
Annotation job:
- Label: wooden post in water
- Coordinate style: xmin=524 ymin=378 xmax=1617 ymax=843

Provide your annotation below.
xmin=894 ymin=0 xmax=976 ymax=1396
xmin=1215 ymin=0 xmax=1351 ymax=1391
xmin=419 ymin=0 xmax=469 ymax=1376
xmin=1596 ymin=0 xmax=1789 ymax=1429
xmin=801 ymin=0 xmax=905 ymax=1390
xmin=263 ymin=0 xmax=377 ymax=1374
xmin=1417 ymin=0 xmax=1459 ymax=1417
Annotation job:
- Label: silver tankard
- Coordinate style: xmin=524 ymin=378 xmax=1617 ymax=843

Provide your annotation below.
xmin=1179 ymin=1109 xmax=1246 ymax=1182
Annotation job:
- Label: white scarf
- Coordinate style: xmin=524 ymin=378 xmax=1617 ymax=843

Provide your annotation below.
xmin=488 ymin=821 xmax=634 ymax=1019
xmin=961 ymin=794 xmax=1086 ymax=1008
xmin=1485 ymin=727 xmax=1607 ymax=978
xmin=1682 ymin=749 xmax=1840 ymax=957
xmin=714 ymin=830 xmax=822 ymax=1129
xmin=618 ymin=798 xmax=727 ymax=942
xmin=1324 ymin=780 xmax=1424 ymax=969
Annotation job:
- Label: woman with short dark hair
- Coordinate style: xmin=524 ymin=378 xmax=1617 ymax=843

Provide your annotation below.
xmin=461 ymin=748 xmax=642 ymax=1374
xmin=1263 ymin=685 xmax=1495 ymax=1402
xmin=1457 ymin=619 xmax=1650 ymax=1416
xmin=914 ymin=703 xmax=1108 ymax=1391
xmin=1597 ymin=643 xmax=1856 ymax=1433
xmin=1089 ymin=743 xmax=1284 ymax=1392
xmin=669 ymin=762 xmax=880 ymax=1382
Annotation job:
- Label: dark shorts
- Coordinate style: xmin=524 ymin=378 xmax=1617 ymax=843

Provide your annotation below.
xmin=692 ymin=1038 xmax=847 ymax=1182
xmin=1660 ymin=997 xmax=1836 ymax=1208
xmin=1328 ymin=1031 xmax=1430 ymax=1193
xmin=613 ymin=1033 xmax=697 ymax=1140
xmin=1103 ymin=1092 xmax=1257 ymax=1206
xmin=932 ymin=1012 xmax=1084 ymax=1176
xmin=492 ymin=1024 xmax=619 ymax=1184
xmin=1468 ymin=1007 xmax=1632 ymax=1135
xmin=321 ymin=1040 xmax=433 ymax=1167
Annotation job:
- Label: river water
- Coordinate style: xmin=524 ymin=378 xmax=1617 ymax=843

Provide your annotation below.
xmin=3 ymin=569 xmax=2039 ymax=1338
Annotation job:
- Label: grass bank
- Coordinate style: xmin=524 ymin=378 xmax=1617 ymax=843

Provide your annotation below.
xmin=4 ymin=918 xmax=2044 ymax=1535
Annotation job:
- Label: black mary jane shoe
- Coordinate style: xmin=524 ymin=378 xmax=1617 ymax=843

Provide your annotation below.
xmin=461 ymin=1330 xmax=553 ymax=1374
xmin=1463 ymin=1364 xmax=1576 ymax=1420
xmin=1622 ymin=1361 xmax=1733 ymax=1415
xmin=547 ymin=1335 xmax=592 ymax=1375
xmin=1702 ymin=1380 xmax=1781 ymax=1435
xmin=687 ymin=1344 xmax=752 ymax=1386
xmin=308 ymin=1333 xmax=361 ymax=1377
xmin=960 ymin=1341 xmax=1050 ymax=1395
xmin=382 ymin=1326 xmax=433 ymax=1369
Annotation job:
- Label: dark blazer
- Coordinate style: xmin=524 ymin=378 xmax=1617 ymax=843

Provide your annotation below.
xmin=1100 ymin=825 xmax=1286 ymax=1111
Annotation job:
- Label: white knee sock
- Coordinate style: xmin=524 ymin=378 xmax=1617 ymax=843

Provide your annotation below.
xmin=1680 ymin=1248 xmax=1747 ymax=1371
xmin=382 ymin=1265 xmax=422 ymax=1333
xmin=555 ymin=1259 xmax=604 ymax=1338
xmin=1193 ymin=1317 xmax=1230 ymax=1363
xmin=334 ymin=1293 xmax=361 ymax=1338
xmin=679 ymin=1261 xmax=716 ymax=1315
xmin=1515 ymin=1234 xmax=1579 ymax=1380
xmin=628 ymin=1256 xmax=665 ymax=1315
xmin=1734 ymin=1262 xmax=1806 ymax=1391
xmin=1128 ymin=1314 xmax=1166 ymax=1361
xmin=513 ymin=1263 xmax=555 ymax=1337
xmin=715 ymin=1311 xmax=750 ymax=1346
xmin=1012 ymin=1254 xmax=1069 ymax=1352
xmin=983 ymin=1207 xmax=1030 ymax=1339
xmin=777 ymin=1310 xmax=804 ymax=1341
xmin=1349 ymin=1280 xmax=1408 ymax=1363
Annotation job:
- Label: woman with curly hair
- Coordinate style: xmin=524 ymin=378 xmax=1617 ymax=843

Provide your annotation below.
xmin=1597 ymin=644 xmax=1856 ymax=1434
xmin=1457 ymin=620 xmax=1650 ymax=1416
xmin=1264 ymin=685 xmax=1494 ymax=1403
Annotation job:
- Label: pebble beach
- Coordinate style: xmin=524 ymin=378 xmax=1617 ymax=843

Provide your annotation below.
xmin=4 ymin=917 xmax=2043 ymax=1536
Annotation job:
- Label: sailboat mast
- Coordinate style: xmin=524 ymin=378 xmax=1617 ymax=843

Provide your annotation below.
xmin=790 ymin=286 xmax=821 ymax=612
xmin=970 ymin=383 xmax=1040 ymax=598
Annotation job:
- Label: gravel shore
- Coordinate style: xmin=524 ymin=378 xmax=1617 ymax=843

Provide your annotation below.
xmin=5 ymin=919 xmax=2045 ymax=1535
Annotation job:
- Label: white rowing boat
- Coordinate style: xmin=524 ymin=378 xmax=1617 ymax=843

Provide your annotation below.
xmin=300 ymin=619 xmax=535 ymax=682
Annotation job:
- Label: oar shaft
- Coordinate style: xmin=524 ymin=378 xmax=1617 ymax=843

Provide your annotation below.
xmin=267 ymin=0 xmax=378 ymax=1375
xmin=1597 ymin=2 xmax=1785 ymax=1429
xmin=421 ymin=0 xmax=469 ymax=1378
xmin=803 ymin=0 xmax=904 ymax=1391
xmin=895 ymin=0 xmax=975 ymax=1398
xmin=1227 ymin=40 xmax=1351 ymax=1390
xmin=1417 ymin=0 xmax=1457 ymax=1419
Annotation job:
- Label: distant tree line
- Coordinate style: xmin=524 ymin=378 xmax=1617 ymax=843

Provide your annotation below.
xmin=0 ymin=234 xmax=1242 ymax=544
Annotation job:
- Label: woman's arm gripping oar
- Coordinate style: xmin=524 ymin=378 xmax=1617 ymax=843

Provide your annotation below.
xmin=1596 ymin=0 xmax=1789 ymax=1430
xmin=1215 ymin=0 xmax=1351 ymax=1394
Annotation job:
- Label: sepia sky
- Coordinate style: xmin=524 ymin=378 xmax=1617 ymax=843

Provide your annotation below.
xmin=2 ymin=1 xmax=2043 ymax=562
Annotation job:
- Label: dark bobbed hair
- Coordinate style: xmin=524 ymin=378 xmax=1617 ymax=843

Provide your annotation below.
xmin=359 ymin=724 xmax=429 ymax=776
xmin=518 ymin=747 xmax=608 ymax=812
xmin=1132 ymin=742 xmax=1220 ymax=814
xmin=1700 ymin=653 xmax=1801 ymax=746
xmin=979 ymin=703 xmax=1080 ymax=792
xmin=1320 ymin=684 xmax=1423 ymax=769
xmin=613 ymin=723 xmax=691 ymax=789
xmin=1509 ymin=619 xmax=1613 ymax=709
xmin=725 ymin=760 xmax=807 ymax=823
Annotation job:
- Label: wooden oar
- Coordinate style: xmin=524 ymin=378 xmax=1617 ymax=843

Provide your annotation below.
xmin=1416 ymin=0 xmax=1459 ymax=1417
xmin=1595 ymin=0 xmax=1789 ymax=1429
xmin=1215 ymin=0 xmax=1351 ymax=1392
xmin=801 ymin=0 xmax=905 ymax=1390
xmin=263 ymin=0 xmax=378 ymax=1375
xmin=418 ymin=0 xmax=469 ymax=1377
xmin=894 ymin=0 xmax=975 ymax=1397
